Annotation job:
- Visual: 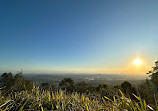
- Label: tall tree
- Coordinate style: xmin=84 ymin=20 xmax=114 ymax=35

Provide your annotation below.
xmin=75 ymin=81 xmax=89 ymax=94
xmin=147 ymin=60 xmax=158 ymax=91
xmin=1 ymin=72 xmax=13 ymax=90
xmin=1 ymin=72 xmax=34 ymax=94
xmin=121 ymin=81 xmax=137 ymax=100
xmin=59 ymin=78 xmax=74 ymax=93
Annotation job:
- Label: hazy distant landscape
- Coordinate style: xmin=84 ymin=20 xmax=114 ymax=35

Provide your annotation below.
xmin=22 ymin=73 xmax=148 ymax=86
xmin=0 ymin=73 xmax=147 ymax=87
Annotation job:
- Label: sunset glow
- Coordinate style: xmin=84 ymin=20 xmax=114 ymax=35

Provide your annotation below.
xmin=134 ymin=59 xmax=142 ymax=66
xmin=0 ymin=1 xmax=157 ymax=74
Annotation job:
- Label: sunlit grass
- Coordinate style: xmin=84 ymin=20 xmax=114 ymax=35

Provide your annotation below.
xmin=0 ymin=88 xmax=156 ymax=111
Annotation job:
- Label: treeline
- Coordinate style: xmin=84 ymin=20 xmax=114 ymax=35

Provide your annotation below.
xmin=0 ymin=72 xmax=34 ymax=94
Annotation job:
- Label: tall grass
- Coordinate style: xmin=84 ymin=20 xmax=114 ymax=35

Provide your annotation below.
xmin=0 ymin=88 xmax=156 ymax=111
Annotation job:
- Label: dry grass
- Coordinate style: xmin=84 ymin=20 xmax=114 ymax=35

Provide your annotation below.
xmin=0 ymin=88 xmax=157 ymax=111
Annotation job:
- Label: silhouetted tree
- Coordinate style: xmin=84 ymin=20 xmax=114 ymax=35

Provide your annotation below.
xmin=13 ymin=72 xmax=26 ymax=92
xmin=96 ymin=83 xmax=113 ymax=98
xmin=59 ymin=78 xmax=74 ymax=93
xmin=121 ymin=81 xmax=137 ymax=100
xmin=1 ymin=72 xmax=13 ymax=91
xmin=1 ymin=72 xmax=34 ymax=94
xmin=146 ymin=60 xmax=158 ymax=92
xmin=138 ymin=79 xmax=155 ymax=104
xmin=150 ymin=72 xmax=158 ymax=91
xmin=25 ymin=80 xmax=34 ymax=92
xmin=75 ymin=81 xmax=90 ymax=94
xmin=121 ymin=81 xmax=132 ymax=94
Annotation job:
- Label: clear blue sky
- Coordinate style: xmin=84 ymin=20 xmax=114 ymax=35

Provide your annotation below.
xmin=0 ymin=0 xmax=158 ymax=74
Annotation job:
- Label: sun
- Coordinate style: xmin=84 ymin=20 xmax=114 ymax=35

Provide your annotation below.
xmin=134 ymin=59 xmax=142 ymax=66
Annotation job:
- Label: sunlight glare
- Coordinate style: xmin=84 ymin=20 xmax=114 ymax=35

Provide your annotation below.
xmin=134 ymin=59 xmax=142 ymax=66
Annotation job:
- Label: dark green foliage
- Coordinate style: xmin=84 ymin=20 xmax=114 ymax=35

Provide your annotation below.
xmin=146 ymin=61 xmax=158 ymax=92
xmin=1 ymin=72 xmax=34 ymax=94
xmin=121 ymin=81 xmax=137 ymax=100
xmin=114 ymin=84 xmax=121 ymax=89
xmin=96 ymin=83 xmax=114 ymax=98
xmin=121 ymin=81 xmax=132 ymax=94
xmin=59 ymin=78 xmax=74 ymax=93
xmin=96 ymin=83 xmax=109 ymax=92
xmin=150 ymin=72 xmax=158 ymax=91
xmin=139 ymin=79 xmax=156 ymax=104
xmin=75 ymin=81 xmax=89 ymax=94
xmin=13 ymin=72 xmax=26 ymax=92
xmin=75 ymin=81 xmax=95 ymax=94
xmin=151 ymin=72 xmax=158 ymax=84
xmin=25 ymin=80 xmax=34 ymax=92
xmin=1 ymin=72 xmax=13 ymax=90
xmin=41 ymin=82 xmax=55 ymax=91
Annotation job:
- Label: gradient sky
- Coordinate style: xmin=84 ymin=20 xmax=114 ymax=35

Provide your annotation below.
xmin=0 ymin=0 xmax=158 ymax=74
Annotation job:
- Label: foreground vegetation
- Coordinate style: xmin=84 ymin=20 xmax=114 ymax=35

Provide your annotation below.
xmin=0 ymin=87 xmax=156 ymax=111
xmin=0 ymin=61 xmax=158 ymax=110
